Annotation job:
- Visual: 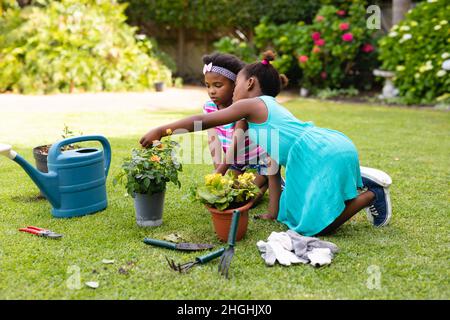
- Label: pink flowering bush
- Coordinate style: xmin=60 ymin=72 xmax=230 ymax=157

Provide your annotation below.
xmin=296 ymin=2 xmax=378 ymax=90
xmin=254 ymin=0 xmax=378 ymax=91
xmin=379 ymin=0 xmax=450 ymax=104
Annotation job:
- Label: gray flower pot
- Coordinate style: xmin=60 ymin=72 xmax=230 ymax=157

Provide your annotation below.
xmin=33 ymin=145 xmax=50 ymax=198
xmin=154 ymin=82 xmax=164 ymax=92
xmin=134 ymin=191 xmax=165 ymax=227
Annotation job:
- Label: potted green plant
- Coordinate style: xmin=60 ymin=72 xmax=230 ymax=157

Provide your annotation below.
xmin=114 ymin=134 xmax=182 ymax=227
xmin=190 ymin=172 xmax=260 ymax=242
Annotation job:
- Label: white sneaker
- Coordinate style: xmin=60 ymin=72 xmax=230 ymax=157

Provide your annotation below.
xmin=360 ymin=167 xmax=392 ymax=226
xmin=360 ymin=166 xmax=392 ymax=187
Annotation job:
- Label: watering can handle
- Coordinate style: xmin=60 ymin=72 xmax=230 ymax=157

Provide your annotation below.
xmin=48 ymin=135 xmax=111 ymax=176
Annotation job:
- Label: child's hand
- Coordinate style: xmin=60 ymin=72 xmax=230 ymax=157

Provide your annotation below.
xmin=140 ymin=128 xmax=162 ymax=148
xmin=253 ymin=213 xmax=277 ymax=220
xmin=215 ymin=163 xmax=229 ymax=176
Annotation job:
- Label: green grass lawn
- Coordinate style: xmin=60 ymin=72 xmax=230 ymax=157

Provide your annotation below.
xmin=0 ymin=98 xmax=449 ymax=299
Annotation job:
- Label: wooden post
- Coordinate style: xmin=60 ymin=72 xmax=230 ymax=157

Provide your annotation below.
xmin=392 ymin=0 xmax=412 ymax=25
xmin=177 ymin=27 xmax=185 ymax=76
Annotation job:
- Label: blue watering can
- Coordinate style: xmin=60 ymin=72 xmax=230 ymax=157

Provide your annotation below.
xmin=0 ymin=135 xmax=111 ymax=218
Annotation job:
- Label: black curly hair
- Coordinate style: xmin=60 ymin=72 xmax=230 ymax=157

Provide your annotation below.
xmin=202 ymin=52 xmax=245 ymax=80
xmin=241 ymin=51 xmax=288 ymax=97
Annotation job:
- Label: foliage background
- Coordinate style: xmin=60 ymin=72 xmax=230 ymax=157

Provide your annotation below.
xmin=0 ymin=0 xmax=172 ymax=94
xmin=378 ymin=0 xmax=450 ymax=104
xmin=215 ymin=0 xmax=380 ymax=92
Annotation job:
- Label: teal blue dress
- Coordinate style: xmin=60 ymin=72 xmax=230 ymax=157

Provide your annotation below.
xmin=248 ymin=96 xmax=363 ymax=236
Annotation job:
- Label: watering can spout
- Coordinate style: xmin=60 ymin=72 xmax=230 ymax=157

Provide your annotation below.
xmin=0 ymin=144 xmax=60 ymax=208
xmin=0 ymin=144 xmax=17 ymax=160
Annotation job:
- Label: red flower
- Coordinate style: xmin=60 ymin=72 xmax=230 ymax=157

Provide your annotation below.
xmin=339 ymin=22 xmax=350 ymax=31
xmin=314 ymin=39 xmax=325 ymax=46
xmin=362 ymin=43 xmax=374 ymax=53
xmin=342 ymin=33 xmax=354 ymax=42
xmin=298 ymin=55 xmax=309 ymax=63
xmin=337 ymin=10 xmax=346 ymax=16
xmin=312 ymin=46 xmax=321 ymax=54
xmin=320 ymin=71 xmax=327 ymax=79
xmin=311 ymin=32 xmax=321 ymax=41
xmin=316 ymin=15 xmax=325 ymax=22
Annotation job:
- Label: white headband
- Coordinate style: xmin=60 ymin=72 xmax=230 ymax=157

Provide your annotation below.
xmin=202 ymin=62 xmax=237 ymax=82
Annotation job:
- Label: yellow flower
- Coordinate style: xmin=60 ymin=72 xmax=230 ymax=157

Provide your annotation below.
xmin=205 ymin=173 xmax=221 ymax=185
xmin=243 ymin=172 xmax=256 ymax=181
xmin=150 ymin=155 xmax=161 ymax=162
xmin=166 ymin=128 xmax=173 ymax=135
xmin=237 ymin=172 xmax=256 ymax=186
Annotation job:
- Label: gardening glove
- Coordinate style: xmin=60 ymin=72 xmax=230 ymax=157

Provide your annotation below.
xmin=257 ymin=240 xmax=276 ymax=266
xmin=257 ymin=240 xmax=307 ymax=266
xmin=266 ymin=241 xmax=295 ymax=266
xmin=306 ymin=248 xmax=333 ymax=267
xmin=286 ymin=229 xmax=339 ymax=259
xmin=267 ymin=231 xmax=293 ymax=251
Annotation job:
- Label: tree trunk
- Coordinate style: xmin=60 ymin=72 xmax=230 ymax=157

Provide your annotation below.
xmin=16 ymin=0 xmax=32 ymax=8
xmin=177 ymin=27 xmax=185 ymax=76
xmin=204 ymin=33 xmax=209 ymax=55
xmin=392 ymin=0 xmax=412 ymax=25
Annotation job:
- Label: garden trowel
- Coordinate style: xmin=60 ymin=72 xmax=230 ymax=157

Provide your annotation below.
xmin=143 ymin=238 xmax=214 ymax=251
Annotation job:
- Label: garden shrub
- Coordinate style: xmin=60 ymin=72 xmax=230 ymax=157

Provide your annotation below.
xmin=215 ymin=0 xmax=379 ymax=92
xmin=378 ymin=0 xmax=450 ymax=105
xmin=213 ymin=36 xmax=257 ymax=63
xmin=255 ymin=0 xmax=379 ymax=91
xmin=0 ymin=0 xmax=172 ymax=94
xmin=124 ymin=0 xmax=321 ymax=34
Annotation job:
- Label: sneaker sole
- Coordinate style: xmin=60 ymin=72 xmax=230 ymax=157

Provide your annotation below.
xmin=360 ymin=166 xmax=392 ymax=187
xmin=365 ymin=186 xmax=392 ymax=227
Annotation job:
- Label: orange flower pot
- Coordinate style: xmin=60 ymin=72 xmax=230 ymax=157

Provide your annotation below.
xmin=206 ymin=199 xmax=254 ymax=242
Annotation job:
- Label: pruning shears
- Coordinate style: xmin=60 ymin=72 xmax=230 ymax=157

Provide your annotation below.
xmin=19 ymin=226 xmax=63 ymax=239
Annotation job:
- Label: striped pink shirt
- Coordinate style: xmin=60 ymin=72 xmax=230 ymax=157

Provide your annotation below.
xmin=203 ymin=101 xmax=267 ymax=165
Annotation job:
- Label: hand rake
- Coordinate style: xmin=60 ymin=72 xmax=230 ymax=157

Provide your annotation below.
xmin=218 ymin=209 xmax=240 ymax=279
xmin=166 ymin=247 xmax=225 ymax=273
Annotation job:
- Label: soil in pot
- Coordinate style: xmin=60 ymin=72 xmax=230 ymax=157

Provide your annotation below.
xmin=206 ymin=199 xmax=254 ymax=242
xmin=33 ymin=145 xmax=51 ymax=198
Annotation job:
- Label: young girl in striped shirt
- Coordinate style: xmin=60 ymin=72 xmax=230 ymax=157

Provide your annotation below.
xmin=201 ymin=53 xmax=280 ymax=210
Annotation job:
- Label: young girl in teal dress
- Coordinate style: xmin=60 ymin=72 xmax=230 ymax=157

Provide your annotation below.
xmin=200 ymin=53 xmax=270 ymax=204
xmin=201 ymin=52 xmax=285 ymax=213
xmin=140 ymin=51 xmax=392 ymax=236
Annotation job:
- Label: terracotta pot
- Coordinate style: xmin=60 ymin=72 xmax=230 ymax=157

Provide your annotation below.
xmin=206 ymin=199 xmax=254 ymax=242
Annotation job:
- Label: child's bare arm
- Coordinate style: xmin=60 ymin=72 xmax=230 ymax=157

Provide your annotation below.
xmin=256 ymin=157 xmax=282 ymax=220
xmin=206 ymin=129 xmax=222 ymax=170
xmin=216 ymin=120 xmax=248 ymax=175
xmin=267 ymin=169 xmax=282 ymax=217
xmin=140 ymin=98 xmax=265 ymax=147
